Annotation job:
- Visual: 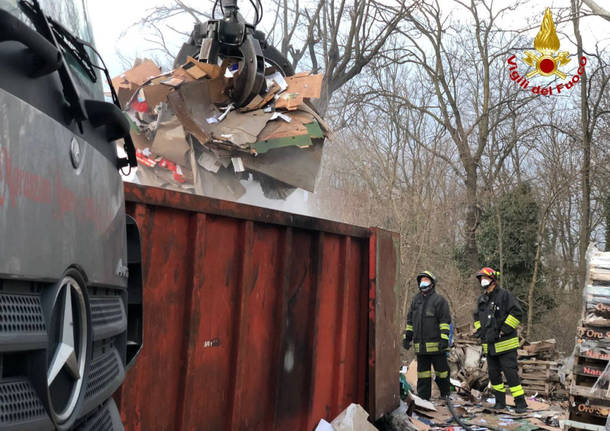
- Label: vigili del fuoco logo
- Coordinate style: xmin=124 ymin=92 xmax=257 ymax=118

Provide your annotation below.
xmin=507 ymin=7 xmax=587 ymax=96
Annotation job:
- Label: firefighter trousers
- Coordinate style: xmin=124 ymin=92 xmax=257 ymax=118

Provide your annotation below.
xmin=416 ymin=353 xmax=450 ymax=400
xmin=486 ymin=349 xmax=525 ymax=399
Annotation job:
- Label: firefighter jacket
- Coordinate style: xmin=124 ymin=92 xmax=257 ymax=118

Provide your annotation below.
xmin=473 ymin=286 xmax=523 ymax=356
xmin=404 ymin=290 xmax=451 ymax=355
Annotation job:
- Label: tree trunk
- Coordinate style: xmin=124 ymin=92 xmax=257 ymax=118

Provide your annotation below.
xmin=464 ymin=165 xmax=480 ymax=276
xmin=527 ymin=221 xmax=545 ymax=339
xmin=495 ymin=202 xmax=504 ymax=288
xmin=605 ymin=192 xmax=610 ymax=251
xmin=313 ymin=76 xmax=331 ymax=117
xmin=526 ymin=238 xmax=543 ymax=339
xmin=573 ymin=0 xmax=591 ymax=288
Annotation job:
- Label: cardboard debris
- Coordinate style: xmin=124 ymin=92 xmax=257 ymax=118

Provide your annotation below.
xmin=181 ymin=56 xmax=223 ymax=80
xmin=206 ymin=110 xmax=274 ymax=149
xmin=240 ymin=83 xmax=281 ymax=112
xmin=275 ymin=72 xmax=323 ymax=110
xmin=142 ymin=82 xmax=172 ymax=110
xmin=465 ymin=413 xmax=526 ymax=430
xmin=409 ymin=393 xmax=437 ymax=412
xmin=190 ymin=146 xmax=247 ymax=200
xmin=113 ymin=58 xmax=329 ymax=200
xmin=112 ymin=59 xmax=162 ymax=106
xmin=167 ymin=90 xmax=212 ymax=144
xmin=136 ymin=163 xmax=193 ymax=193
xmin=242 ymin=143 xmax=323 ymax=192
xmin=330 ymin=404 xmax=378 ymax=431
xmin=151 ymin=115 xmax=190 ymax=166
xmin=527 ymin=418 xmax=561 ymax=431
xmin=410 ymin=417 xmax=430 ymax=430
xmin=315 ymin=419 xmax=335 ymax=431
xmin=121 ymin=59 xmax=162 ymax=86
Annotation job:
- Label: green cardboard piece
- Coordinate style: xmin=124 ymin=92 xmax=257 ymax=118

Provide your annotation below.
xmin=252 ymin=121 xmax=324 ymax=154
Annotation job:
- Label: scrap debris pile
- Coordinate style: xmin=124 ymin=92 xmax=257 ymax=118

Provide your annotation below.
xmin=564 ymin=245 xmax=610 ymax=430
xmin=448 ymin=325 xmax=489 ymax=393
xmin=389 ymin=386 xmax=566 ymax=431
xmin=112 ymin=58 xmax=329 ymax=200
xmin=388 ymin=327 xmax=572 ymax=430
xmin=448 ymin=326 xmax=565 ymax=398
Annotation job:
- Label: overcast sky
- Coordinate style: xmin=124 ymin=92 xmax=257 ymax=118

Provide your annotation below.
xmin=87 ymin=0 xmax=609 ymax=78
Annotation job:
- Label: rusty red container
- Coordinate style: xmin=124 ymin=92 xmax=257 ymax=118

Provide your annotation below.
xmin=115 ymin=183 xmax=400 ymax=431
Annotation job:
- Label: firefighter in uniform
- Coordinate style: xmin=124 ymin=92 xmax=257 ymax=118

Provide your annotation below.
xmin=402 ymin=271 xmax=451 ymax=400
xmin=473 ymin=267 xmax=528 ymax=413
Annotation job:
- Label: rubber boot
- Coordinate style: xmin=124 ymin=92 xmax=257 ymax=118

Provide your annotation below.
xmin=514 ymin=395 xmax=528 ymax=413
xmin=492 ymin=390 xmax=506 ymax=410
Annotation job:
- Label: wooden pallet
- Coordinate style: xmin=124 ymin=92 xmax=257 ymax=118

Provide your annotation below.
xmin=589 ymin=268 xmax=610 ymax=283
xmin=569 ymin=382 xmax=610 ymax=400
xmin=569 ymin=408 xmax=608 ymax=429
xmin=575 ymin=352 xmax=610 ymax=366
xmin=570 ymin=395 xmax=610 ymax=419
xmin=575 ymin=342 xmax=610 ymax=362
xmin=572 ymin=374 xmax=608 ymax=395
xmin=573 ymin=356 xmax=608 ymax=382
xmin=561 ymin=419 xmax=607 ymax=431
xmin=518 ymin=359 xmax=561 ymax=397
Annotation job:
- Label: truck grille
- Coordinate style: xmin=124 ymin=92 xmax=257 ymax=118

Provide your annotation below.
xmin=0 ymin=379 xmax=48 ymax=426
xmin=90 ymin=296 xmax=127 ymax=341
xmin=0 ymin=294 xmax=46 ymax=334
xmin=76 ymin=399 xmax=123 ymax=431
xmin=85 ymin=348 xmax=123 ymax=401
xmin=78 ymin=408 xmax=112 ymax=431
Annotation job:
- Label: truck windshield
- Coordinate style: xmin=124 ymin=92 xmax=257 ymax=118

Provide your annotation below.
xmin=1 ymin=0 xmax=94 ymax=44
xmin=0 ymin=0 xmax=103 ymax=97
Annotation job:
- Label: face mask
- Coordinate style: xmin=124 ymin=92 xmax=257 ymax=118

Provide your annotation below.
xmin=480 ymin=279 xmax=491 ymax=288
xmin=419 ymin=281 xmax=431 ymax=289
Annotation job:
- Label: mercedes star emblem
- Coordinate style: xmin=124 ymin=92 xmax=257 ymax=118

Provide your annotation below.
xmin=46 ymin=275 xmax=88 ymax=424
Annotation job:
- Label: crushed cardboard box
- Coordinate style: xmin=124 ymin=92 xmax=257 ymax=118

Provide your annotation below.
xmin=113 ymin=57 xmax=329 ymax=200
xmin=330 ymin=404 xmax=378 ymax=431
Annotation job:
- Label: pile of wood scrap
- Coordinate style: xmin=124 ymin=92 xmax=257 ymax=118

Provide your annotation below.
xmin=567 ymin=245 xmax=610 ymax=430
xmin=518 ymin=339 xmax=566 ymax=399
xmin=448 ymin=324 xmax=489 ymax=392
xmin=112 ymin=58 xmax=330 ymax=200
xmin=448 ymin=325 xmax=567 ymax=399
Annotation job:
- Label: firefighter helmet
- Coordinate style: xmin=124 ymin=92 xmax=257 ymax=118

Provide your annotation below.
xmin=416 ymin=270 xmax=436 ymax=286
xmin=476 ymin=267 xmax=499 ymax=282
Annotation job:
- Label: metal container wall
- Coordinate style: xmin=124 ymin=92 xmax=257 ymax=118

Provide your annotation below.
xmin=116 ymin=183 xmax=399 ymax=431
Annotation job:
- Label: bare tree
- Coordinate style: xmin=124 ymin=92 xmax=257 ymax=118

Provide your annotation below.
xmin=394 ymin=0 xmax=535 ymax=277
xmin=568 ymin=0 xmax=610 ymax=285
xmin=268 ymin=0 xmax=412 ymax=114
xmin=572 ymin=0 xmax=591 ymax=288
xmin=582 ymin=0 xmax=610 ymax=21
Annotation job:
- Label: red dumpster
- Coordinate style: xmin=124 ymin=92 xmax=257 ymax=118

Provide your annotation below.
xmin=115 ymin=183 xmax=400 ymax=431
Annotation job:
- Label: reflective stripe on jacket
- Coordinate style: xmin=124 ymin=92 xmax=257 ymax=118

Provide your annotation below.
xmin=404 ymin=290 xmax=451 ymax=355
xmin=474 ymin=286 xmax=522 ymax=356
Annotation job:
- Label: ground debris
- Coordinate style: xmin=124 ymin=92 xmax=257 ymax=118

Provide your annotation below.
xmin=386 ymin=329 xmax=569 ymax=430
